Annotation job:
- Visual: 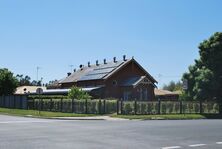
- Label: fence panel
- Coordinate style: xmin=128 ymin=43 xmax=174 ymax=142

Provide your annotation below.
xmin=136 ymin=101 xmax=159 ymax=115
xmin=0 ymin=95 xmax=27 ymax=109
xmin=87 ymin=100 xmax=99 ymax=114
xmin=5 ymin=96 xmax=10 ymax=108
xmin=0 ymin=97 xmax=2 ymax=107
xmin=105 ymin=100 xmax=117 ymax=114
xmin=0 ymin=96 xmax=3 ymax=107
xmin=62 ymin=101 xmax=72 ymax=113
xmin=42 ymin=99 xmax=51 ymax=111
xmin=73 ymin=100 xmax=86 ymax=114
xmin=182 ymin=101 xmax=200 ymax=114
xmin=202 ymin=102 xmax=219 ymax=114
xmin=161 ymin=101 xmax=180 ymax=114
xmin=121 ymin=101 xmax=134 ymax=114
xmin=52 ymin=101 xmax=60 ymax=112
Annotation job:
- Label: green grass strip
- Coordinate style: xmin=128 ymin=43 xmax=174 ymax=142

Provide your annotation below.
xmin=0 ymin=108 xmax=97 ymax=118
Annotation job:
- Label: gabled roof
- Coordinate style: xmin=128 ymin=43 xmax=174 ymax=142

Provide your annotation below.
xmin=132 ymin=59 xmax=157 ymax=83
xmin=120 ymin=76 xmax=156 ymax=88
xmin=59 ymin=58 xmax=157 ymax=84
xmin=103 ymin=58 xmax=157 ymax=83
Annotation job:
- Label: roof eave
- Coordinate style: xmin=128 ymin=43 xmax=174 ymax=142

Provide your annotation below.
xmin=132 ymin=59 xmax=158 ymax=83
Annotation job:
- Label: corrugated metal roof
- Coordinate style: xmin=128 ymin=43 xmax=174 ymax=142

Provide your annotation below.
xmin=29 ymin=87 xmax=103 ymax=95
xmin=60 ymin=60 xmax=127 ymax=83
xmin=60 ymin=67 xmax=94 ymax=83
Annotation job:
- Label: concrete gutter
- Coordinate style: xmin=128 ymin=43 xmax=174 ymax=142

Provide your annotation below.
xmin=50 ymin=116 xmax=128 ymax=121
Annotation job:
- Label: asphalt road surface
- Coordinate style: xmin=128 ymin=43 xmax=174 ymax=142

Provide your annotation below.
xmin=0 ymin=115 xmax=222 ymax=149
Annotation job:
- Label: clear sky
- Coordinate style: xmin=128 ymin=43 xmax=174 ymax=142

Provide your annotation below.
xmin=0 ymin=0 xmax=222 ymax=88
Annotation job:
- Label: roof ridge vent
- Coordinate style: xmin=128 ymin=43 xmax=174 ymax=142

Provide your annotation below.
xmin=104 ymin=59 xmax=107 ymax=64
xmin=67 ymin=72 xmax=71 ymax=76
xmin=79 ymin=64 xmax=84 ymax=70
xmin=96 ymin=60 xmax=99 ymax=66
xmin=88 ymin=62 xmax=91 ymax=67
xmin=113 ymin=57 xmax=117 ymax=63
xmin=123 ymin=55 xmax=127 ymax=61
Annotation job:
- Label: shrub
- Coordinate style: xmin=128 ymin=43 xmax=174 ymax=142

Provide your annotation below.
xmin=68 ymin=86 xmax=91 ymax=100
xmin=124 ymin=102 xmax=133 ymax=114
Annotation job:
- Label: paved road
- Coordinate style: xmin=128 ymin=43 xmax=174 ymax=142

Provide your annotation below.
xmin=0 ymin=115 xmax=222 ymax=149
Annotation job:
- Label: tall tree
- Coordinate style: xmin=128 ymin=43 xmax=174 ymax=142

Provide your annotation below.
xmin=0 ymin=68 xmax=18 ymax=95
xmin=16 ymin=74 xmax=32 ymax=86
xmin=183 ymin=32 xmax=222 ymax=100
xmin=162 ymin=81 xmax=182 ymax=92
xmin=31 ymin=80 xmax=42 ymax=86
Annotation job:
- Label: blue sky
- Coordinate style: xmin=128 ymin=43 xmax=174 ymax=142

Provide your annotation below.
xmin=0 ymin=0 xmax=222 ymax=87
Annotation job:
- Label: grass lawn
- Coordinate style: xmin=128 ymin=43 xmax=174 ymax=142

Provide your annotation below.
xmin=0 ymin=108 xmax=97 ymax=118
xmin=111 ymin=114 xmax=222 ymax=120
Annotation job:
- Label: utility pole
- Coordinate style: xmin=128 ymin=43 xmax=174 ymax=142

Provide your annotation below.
xmin=37 ymin=66 xmax=40 ymax=82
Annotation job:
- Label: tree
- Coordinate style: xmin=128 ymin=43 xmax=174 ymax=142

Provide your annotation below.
xmin=68 ymin=86 xmax=91 ymax=100
xmin=48 ymin=80 xmax=58 ymax=85
xmin=16 ymin=74 xmax=43 ymax=87
xmin=31 ymin=80 xmax=42 ymax=86
xmin=162 ymin=81 xmax=182 ymax=91
xmin=183 ymin=32 xmax=222 ymax=101
xmin=16 ymin=74 xmax=32 ymax=86
xmin=0 ymin=68 xmax=18 ymax=95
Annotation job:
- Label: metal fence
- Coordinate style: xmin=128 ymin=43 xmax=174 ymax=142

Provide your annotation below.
xmin=0 ymin=95 xmax=219 ymax=115
xmin=28 ymin=99 xmax=117 ymax=114
xmin=0 ymin=95 xmax=28 ymax=109
xmin=27 ymin=99 xmax=220 ymax=115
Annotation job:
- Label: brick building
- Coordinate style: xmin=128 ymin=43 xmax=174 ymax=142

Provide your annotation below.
xmin=57 ymin=56 xmax=157 ymax=100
